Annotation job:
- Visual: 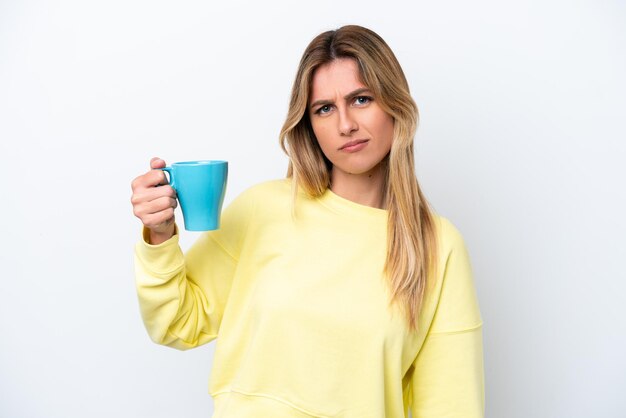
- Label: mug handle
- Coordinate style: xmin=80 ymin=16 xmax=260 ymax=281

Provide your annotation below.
xmin=160 ymin=167 xmax=176 ymax=189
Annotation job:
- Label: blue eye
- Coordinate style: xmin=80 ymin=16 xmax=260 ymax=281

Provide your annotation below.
xmin=355 ymin=96 xmax=372 ymax=105
xmin=313 ymin=96 xmax=373 ymax=115
xmin=314 ymin=104 xmax=333 ymax=115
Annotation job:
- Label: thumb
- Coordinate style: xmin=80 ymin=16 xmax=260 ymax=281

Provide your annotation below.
xmin=150 ymin=157 xmax=166 ymax=169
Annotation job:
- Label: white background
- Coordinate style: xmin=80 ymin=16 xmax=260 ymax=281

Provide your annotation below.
xmin=1 ymin=0 xmax=625 ymax=417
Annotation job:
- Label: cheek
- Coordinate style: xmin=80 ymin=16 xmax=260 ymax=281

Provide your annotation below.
xmin=311 ymin=122 xmax=333 ymax=150
xmin=377 ymin=115 xmax=395 ymax=147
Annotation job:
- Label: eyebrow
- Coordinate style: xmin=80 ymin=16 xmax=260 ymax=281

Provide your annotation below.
xmin=309 ymin=87 xmax=373 ymax=109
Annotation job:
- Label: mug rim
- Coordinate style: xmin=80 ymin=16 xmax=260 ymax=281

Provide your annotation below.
xmin=172 ymin=160 xmax=227 ymax=166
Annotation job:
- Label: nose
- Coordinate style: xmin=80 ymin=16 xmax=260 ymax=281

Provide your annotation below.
xmin=338 ymin=108 xmax=358 ymax=136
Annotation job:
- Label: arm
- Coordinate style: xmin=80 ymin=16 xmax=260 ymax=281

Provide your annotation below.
xmin=409 ymin=220 xmax=484 ymax=417
xmin=133 ymin=187 xmax=256 ymax=350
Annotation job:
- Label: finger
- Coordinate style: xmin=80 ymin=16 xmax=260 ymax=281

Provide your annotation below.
xmin=133 ymin=197 xmax=176 ymax=222
xmin=142 ymin=208 xmax=175 ymax=229
xmin=131 ymin=185 xmax=176 ymax=206
xmin=131 ymin=168 xmax=169 ymax=191
xmin=144 ymin=195 xmax=178 ymax=215
xmin=150 ymin=157 xmax=166 ymax=169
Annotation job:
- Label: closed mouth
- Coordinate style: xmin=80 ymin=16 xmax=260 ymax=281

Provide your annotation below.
xmin=339 ymin=139 xmax=369 ymax=150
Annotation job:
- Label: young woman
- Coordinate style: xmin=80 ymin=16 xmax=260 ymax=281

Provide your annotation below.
xmin=131 ymin=25 xmax=484 ymax=417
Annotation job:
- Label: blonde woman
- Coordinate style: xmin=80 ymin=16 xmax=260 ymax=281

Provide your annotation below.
xmin=131 ymin=25 xmax=484 ymax=417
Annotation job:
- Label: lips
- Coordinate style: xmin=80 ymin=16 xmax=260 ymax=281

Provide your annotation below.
xmin=339 ymin=139 xmax=369 ymax=150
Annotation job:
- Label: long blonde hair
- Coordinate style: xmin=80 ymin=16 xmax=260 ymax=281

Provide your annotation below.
xmin=279 ymin=25 xmax=438 ymax=333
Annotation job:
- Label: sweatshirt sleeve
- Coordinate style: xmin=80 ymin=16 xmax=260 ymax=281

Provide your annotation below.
xmin=133 ymin=186 xmax=257 ymax=351
xmin=409 ymin=219 xmax=485 ymax=417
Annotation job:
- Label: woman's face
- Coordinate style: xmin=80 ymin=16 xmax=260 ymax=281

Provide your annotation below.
xmin=308 ymin=58 xmax=394 ymax=178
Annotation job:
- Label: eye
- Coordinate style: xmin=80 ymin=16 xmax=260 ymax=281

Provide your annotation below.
xmin=354 ymin=96 xmax=373 ymax=106
xmin=316 ymin=104 xmax=333 ymax=115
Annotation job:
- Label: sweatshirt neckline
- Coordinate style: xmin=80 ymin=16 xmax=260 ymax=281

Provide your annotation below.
xmin=317 ymin=187 xmax=388 ymax=219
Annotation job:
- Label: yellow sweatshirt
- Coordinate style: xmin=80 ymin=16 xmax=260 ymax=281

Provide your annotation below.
xmin=134 ymin=178 xmax=484 ymax=418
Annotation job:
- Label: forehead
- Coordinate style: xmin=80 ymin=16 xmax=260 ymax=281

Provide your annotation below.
xmin=309 ymin=58 xmax=366 ymax=100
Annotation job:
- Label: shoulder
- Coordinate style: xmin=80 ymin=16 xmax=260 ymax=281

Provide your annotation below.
xmin=212 ymin=179 xmax=292 ymax=244
xmin=226 ymin=178 xmax=291 ymax=207
xmin=234 ymin=178 xmax=292 ymax=200
xmin=223 ymin=178 xmax=294 ymax=223
xmin=247 ymin=178 xmax=292 ymax=194
xmin=431 ymin=213 xmax=468 ymax=256
xmin=426 ymin=213 xmax=482 ymax=332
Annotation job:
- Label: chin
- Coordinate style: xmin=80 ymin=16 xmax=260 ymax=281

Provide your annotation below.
xmin=336 ymin=164 xmax=381 ymax=176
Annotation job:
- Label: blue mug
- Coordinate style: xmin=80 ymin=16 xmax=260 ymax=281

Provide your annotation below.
xmin=161 ymin=160 xmax=228 ymax=231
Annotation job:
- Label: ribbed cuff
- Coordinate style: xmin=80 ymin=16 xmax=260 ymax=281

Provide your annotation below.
xmin=134 ymin=224 xmax=184 ymax=275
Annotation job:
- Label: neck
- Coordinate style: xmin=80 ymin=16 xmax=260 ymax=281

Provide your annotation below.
xmin=329 ymin=163 xmax=387 ymax=209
